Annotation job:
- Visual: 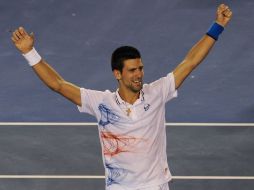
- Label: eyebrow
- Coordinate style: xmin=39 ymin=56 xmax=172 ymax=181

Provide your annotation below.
xmin=128 ymin=66 xmax=144 ymax=71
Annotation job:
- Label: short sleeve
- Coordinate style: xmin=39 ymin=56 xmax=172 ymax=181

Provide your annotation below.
xmin=147 ymin=72 xmax=177 ymax=103
xmin=163 ymin=72 xmax=178 ymax=102
xmin=77 ymin=88 xmax=105 ymax=116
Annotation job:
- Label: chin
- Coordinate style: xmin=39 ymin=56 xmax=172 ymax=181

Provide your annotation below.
xmin=131 ymin=86 xmax=143 ymax=93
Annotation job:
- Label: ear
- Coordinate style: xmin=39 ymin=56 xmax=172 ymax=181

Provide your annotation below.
xmin=113 ymin=70 xmax=121 ymax=80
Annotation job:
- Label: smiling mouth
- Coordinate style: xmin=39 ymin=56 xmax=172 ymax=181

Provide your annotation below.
xmin=133 ymin=80 xmax=142 ymax=85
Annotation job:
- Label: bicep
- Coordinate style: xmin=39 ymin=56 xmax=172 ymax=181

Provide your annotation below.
xmin=58 ymin=81 xmax=81 ymax=106
xmin=32 ymin=61 xmax=82 ymax=106
xmin=173 ymin=60 xmax=195 ymax=89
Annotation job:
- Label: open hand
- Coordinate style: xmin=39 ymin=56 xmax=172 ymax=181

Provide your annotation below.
xmin=11 ymin=27 xmax=34 ymax=54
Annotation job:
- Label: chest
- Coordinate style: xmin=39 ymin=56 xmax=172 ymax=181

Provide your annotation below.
xmin=96 ymin=95 xmax=164 ymax=133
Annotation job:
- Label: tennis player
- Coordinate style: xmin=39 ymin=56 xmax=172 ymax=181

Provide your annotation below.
xmin=11 ymin=4 xmax=232 ymax=190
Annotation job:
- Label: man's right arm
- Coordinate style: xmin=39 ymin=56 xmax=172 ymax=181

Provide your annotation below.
xmin=11 ymin=27 xmax=81 ymax=106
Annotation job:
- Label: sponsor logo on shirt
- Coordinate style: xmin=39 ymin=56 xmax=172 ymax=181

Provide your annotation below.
xmin=144 ymin=103 xmax=150 ymax=111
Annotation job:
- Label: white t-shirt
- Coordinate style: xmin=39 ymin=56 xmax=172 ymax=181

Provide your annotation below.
xmin=77 ymin=72 xmax=177 ymax=190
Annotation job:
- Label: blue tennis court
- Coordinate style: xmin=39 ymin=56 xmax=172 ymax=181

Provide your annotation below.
xmin=0 ymin=0 xmax=254 ymax=189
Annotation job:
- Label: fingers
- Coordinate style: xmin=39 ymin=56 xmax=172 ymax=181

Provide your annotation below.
xmin=217 ymin=4 xmax=233 ymax=18
xmin=11 ymin=26 xmax=34 ymax=53
xmin=20 ymin=27 xmax=28 ymax=36
xmin=217 ymin=4 xmax=228 ymax=13
xmin=12 ymin=27 xmax=28 ymax=42
xmin=12 ymin=31 xmax=19 ymax=42
xmin=223 ymin=8 xmax=233 ymax=18
xmin=11 ymin=36 xmax=17 ymax=43
xmin=13 ymin=28 xmax=22 ymax=40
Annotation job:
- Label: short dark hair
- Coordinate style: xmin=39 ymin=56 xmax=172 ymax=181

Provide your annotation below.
xmin=111 ymin=46 xmax=141 ymax=72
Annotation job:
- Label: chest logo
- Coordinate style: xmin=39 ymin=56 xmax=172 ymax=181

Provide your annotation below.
xmin=144 ymin=103 xmax=150 ymax=111
xmin=98 ymin=104 xmax=120 ymax=127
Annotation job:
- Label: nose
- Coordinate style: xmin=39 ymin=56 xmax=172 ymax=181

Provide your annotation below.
xmin=135 ymin=69 xmax=143 ymax=78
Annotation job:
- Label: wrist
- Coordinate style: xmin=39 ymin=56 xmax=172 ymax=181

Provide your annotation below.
xmin=21 ymin=47 xmax=33 ymax=54
xmin=215 ymin=21 xmax=226 ymax=27
xmin=206 ymin=22 xmax=224 ymax=41
xmin=22 ymin=47 xmax=42 ymax=66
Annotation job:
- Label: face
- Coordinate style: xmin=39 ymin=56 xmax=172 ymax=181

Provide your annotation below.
xmin=115 ymin=58 xmax=144 ymax=93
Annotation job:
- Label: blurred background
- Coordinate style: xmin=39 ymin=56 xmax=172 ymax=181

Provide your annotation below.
xmin=0 ymin=0 xmax=253 ymax=123
xmin=0 ymin=1 xmax=254 ymax=190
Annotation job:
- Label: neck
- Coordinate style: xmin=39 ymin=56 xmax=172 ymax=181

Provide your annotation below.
xmin=118 ymin=88 xmax=140 ymax=105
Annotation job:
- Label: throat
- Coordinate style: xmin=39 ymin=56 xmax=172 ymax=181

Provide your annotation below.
xmin=118 ymin=89 xmax=140 ymax=105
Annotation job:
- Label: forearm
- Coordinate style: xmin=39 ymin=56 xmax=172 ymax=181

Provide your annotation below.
xmin=173 ymin=35 xmax=216 ymax=89
xmin=184 ymin=35 xmax=215 ymax=68
xmin=32 ymin=59 xmax=64 ymax=92
xmin=12 ymin=27 xmax=81 ymax=105
xmin=29 ymin=57 xmax=81 ymax=105
xmin=173 ymin=4 xmax=232 ymax=89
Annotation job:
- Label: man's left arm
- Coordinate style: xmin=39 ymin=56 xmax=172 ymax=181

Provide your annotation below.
xmin=173 ymin=4 xmax=233 ymax=89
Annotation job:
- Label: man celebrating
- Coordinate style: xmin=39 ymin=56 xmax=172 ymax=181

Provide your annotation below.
xmin=11 ymin=4 xmax=232 ymax=190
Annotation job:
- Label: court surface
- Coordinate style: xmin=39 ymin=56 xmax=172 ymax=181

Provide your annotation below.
xmin=0 ymin=0 xmax=254 ymax=189
xmin=0 ymin=123 xmax=254 ymax=190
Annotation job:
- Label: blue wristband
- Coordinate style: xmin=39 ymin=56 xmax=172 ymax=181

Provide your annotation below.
xmin=206 ymin=22 xmax=224 ymax=41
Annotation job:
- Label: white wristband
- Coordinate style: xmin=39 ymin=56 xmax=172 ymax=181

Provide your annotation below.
xmin=22 ymin=47 xmax=42 ymax=66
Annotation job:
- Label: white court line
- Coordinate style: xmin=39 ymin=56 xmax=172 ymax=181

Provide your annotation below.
xmin=0 ymin=175 xmax=253 ymax=180
xmin=0 ymin=122 xmax=254 ymax=126
xmin=0 ymin=122 xmax=97 ymax=126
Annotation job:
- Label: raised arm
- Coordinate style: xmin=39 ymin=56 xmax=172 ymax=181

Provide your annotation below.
xmin=173 ymin=4 xmax=233 ymax=89
xmin=11 ymin=27 xmax=81 ymax=106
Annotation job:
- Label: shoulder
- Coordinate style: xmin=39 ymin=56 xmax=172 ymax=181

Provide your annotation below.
xmin=79 ymin=88 xmax=115 ymax=104
xmin=80 ymin=88 xmax=113 ymax=96
xmin=142 ymin=72 xmax=177 ymax=101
